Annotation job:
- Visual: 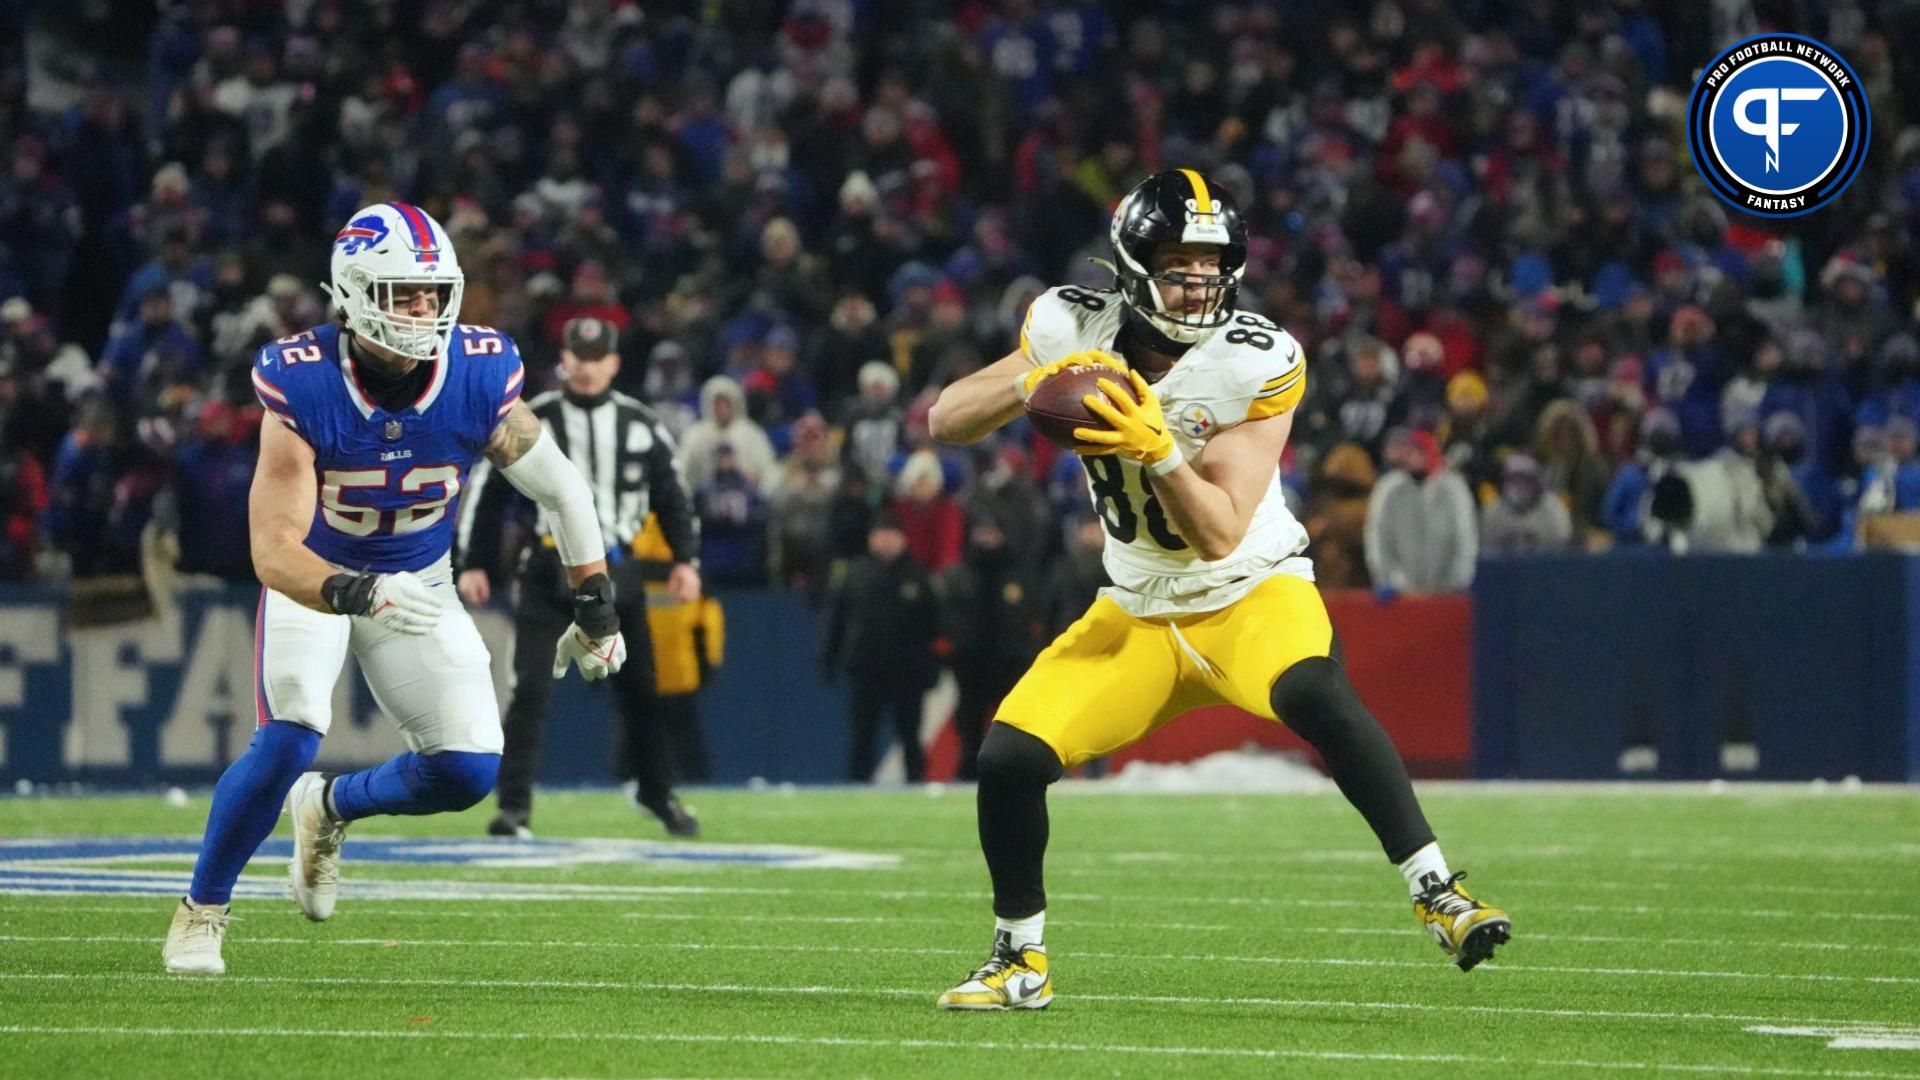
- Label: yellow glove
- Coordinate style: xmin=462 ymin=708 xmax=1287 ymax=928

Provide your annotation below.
xmin=1015 ymin=349 xmax=1128 ymax=401
xmin=1074 ymin=369 xmax=1185 ymax=476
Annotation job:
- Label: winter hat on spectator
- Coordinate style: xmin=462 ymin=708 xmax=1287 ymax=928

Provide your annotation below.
xmin=1403 ymin=332 xmax=1445 ymax=373
xmin=858 ymin=361 xmax=899 ymax=399
xmin=1501 ymin=452 xmax=1544 ymax=506
xmin=1762 ymin=411 xmax=1808 ymax=453
xmin=0 ymin=297 xmax=30 ymax=325
xmin=839 ymin=171 xmax=879 ymax=214
xmin=896 ymin=449 xmax=944 ymax=498
xmin=1408 ymin=429 xmax=1443 ymax=475
xmin=1640 ymin=407 xmax=1681 ymax=445
xmin=1445 ymin=371 xmax=1488 ymax=413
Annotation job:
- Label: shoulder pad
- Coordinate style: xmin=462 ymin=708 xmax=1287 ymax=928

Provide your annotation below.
xmin=1019 ymin=286 xmax=1120 ymax=367
xmin=1207 ymin=311 xmax=1308 ymax=422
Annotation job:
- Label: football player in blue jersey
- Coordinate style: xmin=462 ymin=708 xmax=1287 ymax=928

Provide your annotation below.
xmin=162 ymin=203 xmax=627 ymax=974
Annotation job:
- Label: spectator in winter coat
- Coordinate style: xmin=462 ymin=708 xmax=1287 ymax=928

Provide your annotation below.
xmin=939 ymin=510 xmax=1044 ymax=780
xmin=891 ymin=448 xmax=963 ymax=573
xmin=1305 ymin=441 xmax=1378 ymax=589
xmin=1533 ymin=399 xmax=1611 ymax=542
xmin=1364 ymin=428 xmax=1478 ymax=593
xmin=1604 ymin=407 xmax=1688 ymax=547
xmin=766 ymin=411 xmax=841 ymax=592
xmin=1480 ymin=453 xmax=1572 ymax=555
xmin=1679 ymin=408 xmax=1773 ymax=553
xmin=680 ymin=375 xmax=779 ymax=491
xmin=1756 ymin=411 xmax=1829 ymax=547
xmin=821 ymin=512 xmax=941 ymax=782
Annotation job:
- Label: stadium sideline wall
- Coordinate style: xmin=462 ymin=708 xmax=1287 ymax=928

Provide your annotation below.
xmin=2 ymin=560 xmax=1916 ymax=786
xmin=1473 ymin=553 xmax=1920 ymax=782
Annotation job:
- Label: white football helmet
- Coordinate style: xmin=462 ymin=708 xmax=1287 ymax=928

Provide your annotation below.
xmin=325 ymin=202 xmax=464 ymax=361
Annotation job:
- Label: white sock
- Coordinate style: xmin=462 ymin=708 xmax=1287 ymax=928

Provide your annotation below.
xmin=1397 ymin=842 xmax=1450 ymax=897
xmin=996 ymin=912 xmax=1045 ymax=951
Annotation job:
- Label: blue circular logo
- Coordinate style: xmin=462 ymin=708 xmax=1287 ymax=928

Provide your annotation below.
xmin=1688 ymin=34 xmax=1869 ymax=218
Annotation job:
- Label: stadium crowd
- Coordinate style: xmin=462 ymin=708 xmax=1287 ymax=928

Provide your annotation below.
xmin=4 ymin=0 xmax=1920 ymax=602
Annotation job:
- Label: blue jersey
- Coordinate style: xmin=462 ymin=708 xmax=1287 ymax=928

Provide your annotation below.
xmin=251 ymin=323 xmax=526 ymax=573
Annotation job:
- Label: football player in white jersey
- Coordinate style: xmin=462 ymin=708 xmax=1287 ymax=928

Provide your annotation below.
xmin=927 ymin=170 xmax=1510 ymax=1010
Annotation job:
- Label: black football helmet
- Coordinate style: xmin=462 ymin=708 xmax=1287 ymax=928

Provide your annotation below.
xmin=1108 ymin=169 xmax=1248 ymax=343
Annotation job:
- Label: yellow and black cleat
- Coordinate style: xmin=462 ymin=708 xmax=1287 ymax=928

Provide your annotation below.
xmin=1414 ymin=871 xmax=1512 ymax=971
xmin=937 ymin=932 xmax=1053 ymax=1010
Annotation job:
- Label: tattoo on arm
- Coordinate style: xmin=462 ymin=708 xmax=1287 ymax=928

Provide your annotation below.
xmin=484 ymin=399 xmax=543 ymax=467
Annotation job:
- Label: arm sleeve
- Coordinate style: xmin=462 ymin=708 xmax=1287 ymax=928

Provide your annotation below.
xmin=648 ymin=420 xmax=701 ymax=564
xmin=497 ymin=427 xmax=607 ymax=567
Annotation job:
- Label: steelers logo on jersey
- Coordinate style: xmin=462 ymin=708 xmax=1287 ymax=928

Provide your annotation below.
xmin=1178 ymin=402 xmax=1219 ymax=439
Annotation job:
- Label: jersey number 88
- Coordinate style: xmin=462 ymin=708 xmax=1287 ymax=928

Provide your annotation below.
xmin=1087 ymin=456 xmax=1187 ymax=551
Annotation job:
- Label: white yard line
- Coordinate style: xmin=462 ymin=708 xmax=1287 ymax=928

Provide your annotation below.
xmin=0 ymin=1023 xmax=1914 ymax=1077
xmin=6 ymin=933 xmax=1914 ymax=985
xmin=14 ymin=903 xmax=1920 ymax=956
xmin=4 ymin=877 xmax=1912 ymax=924
xmin=0 ymin=971 xmax=1910 ymax=1031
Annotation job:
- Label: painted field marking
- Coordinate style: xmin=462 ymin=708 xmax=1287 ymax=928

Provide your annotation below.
xmin=4 ymin=868 xmax=1913 ymax=925
xmin=5 ymin=933 xmax=1915 ymax=985
xmin=0 ymin=1023 xmax=1915 ymax=1077
xmin=0 ymin=971 xmax=1911 ymax=1032
xmin=1748 ymin=1024 xmax=1920 ymax=1052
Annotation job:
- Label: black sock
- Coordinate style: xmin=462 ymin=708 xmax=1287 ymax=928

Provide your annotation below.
xmin=975 ymin=725 xmax=1064 ymax=919
xmin=1270 ymin=655 xmax=1436 ymax=863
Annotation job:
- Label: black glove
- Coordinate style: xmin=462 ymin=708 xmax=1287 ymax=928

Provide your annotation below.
xmin=571 ymin=572 xmax=620 ymax=638
xmin=322 ymin=572 xmax=378 ymax=616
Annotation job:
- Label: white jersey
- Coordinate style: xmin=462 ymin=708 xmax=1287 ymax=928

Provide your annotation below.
xmin=1021 ymin=285 xmax=1313 ymax=618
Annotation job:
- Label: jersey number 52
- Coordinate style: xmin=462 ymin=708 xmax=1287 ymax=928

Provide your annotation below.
xmin=320 ymin=466 xmax=461 ymax=537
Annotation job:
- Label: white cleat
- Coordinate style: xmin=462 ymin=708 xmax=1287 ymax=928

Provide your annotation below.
xmin=162 ymin=897 xmax=229 ymax=974
xmin=286 ymin=772 xmax=347 ymax=922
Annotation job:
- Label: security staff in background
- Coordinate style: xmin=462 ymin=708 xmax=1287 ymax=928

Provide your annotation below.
xmin=457 ymin=316 xmax=703 ymax=838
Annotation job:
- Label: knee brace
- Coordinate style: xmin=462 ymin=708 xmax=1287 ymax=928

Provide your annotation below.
xmin=976 ymin=724 xmax=1065 ymax=788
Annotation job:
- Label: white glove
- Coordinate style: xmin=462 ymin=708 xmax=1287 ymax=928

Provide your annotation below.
xmin=323 ymin=570 xmax=444 ymax=634
xmin=367 ymin=572 xmax=444 ymax=634
xmin=553 ymin=625 xmax=627 ymax=681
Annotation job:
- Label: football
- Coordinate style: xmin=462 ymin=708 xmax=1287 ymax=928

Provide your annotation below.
xmin=1025 ymin=364 xmax=1141 ymax=449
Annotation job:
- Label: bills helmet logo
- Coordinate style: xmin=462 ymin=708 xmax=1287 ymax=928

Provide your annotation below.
xmin=335 ymin=215 xmax=390 ymax=256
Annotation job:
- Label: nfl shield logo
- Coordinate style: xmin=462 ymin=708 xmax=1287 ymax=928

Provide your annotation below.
xmin=383 ymin=420 xmax=404 ymax=441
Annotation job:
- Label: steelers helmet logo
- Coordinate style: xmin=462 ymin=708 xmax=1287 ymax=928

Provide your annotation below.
xmin=1688 ymin=34 xmax=1869 ymax=218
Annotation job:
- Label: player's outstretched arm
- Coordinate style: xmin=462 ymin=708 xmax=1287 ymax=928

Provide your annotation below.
xmin=485 ymin=398 xmax=625 ymax=680
xmin=1148 ymin=409 xmax=1295 ymax=561
xmin=249 ymin=414 xmax=350 ymax=612
xmin=928 ymin=348 xmax=1032 ymax=446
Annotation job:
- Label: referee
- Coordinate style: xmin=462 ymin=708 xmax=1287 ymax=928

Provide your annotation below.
xmin=457 ymin=316 xmax=703 ymax=838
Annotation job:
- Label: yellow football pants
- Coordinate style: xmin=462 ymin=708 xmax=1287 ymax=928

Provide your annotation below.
xmin=995 ymin=573 xmax=1333 ymax=767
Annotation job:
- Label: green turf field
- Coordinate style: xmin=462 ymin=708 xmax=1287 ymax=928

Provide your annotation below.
xmin=1 ymin=783 xmax=1917 ymax=1078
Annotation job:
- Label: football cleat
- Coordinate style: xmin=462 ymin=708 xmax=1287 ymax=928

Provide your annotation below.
xmin=486 ymin=812 xmax=534 ymax=840
xmin=936 ymin=931 xmax=1052 ymax=1011
xmin=286 ymin=772 xmax=347 ymax=922
xmin=1413 ymin=871 xmax=1511 ymax=971
xmin=162 ymin=897 xmax=229 ymax=975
